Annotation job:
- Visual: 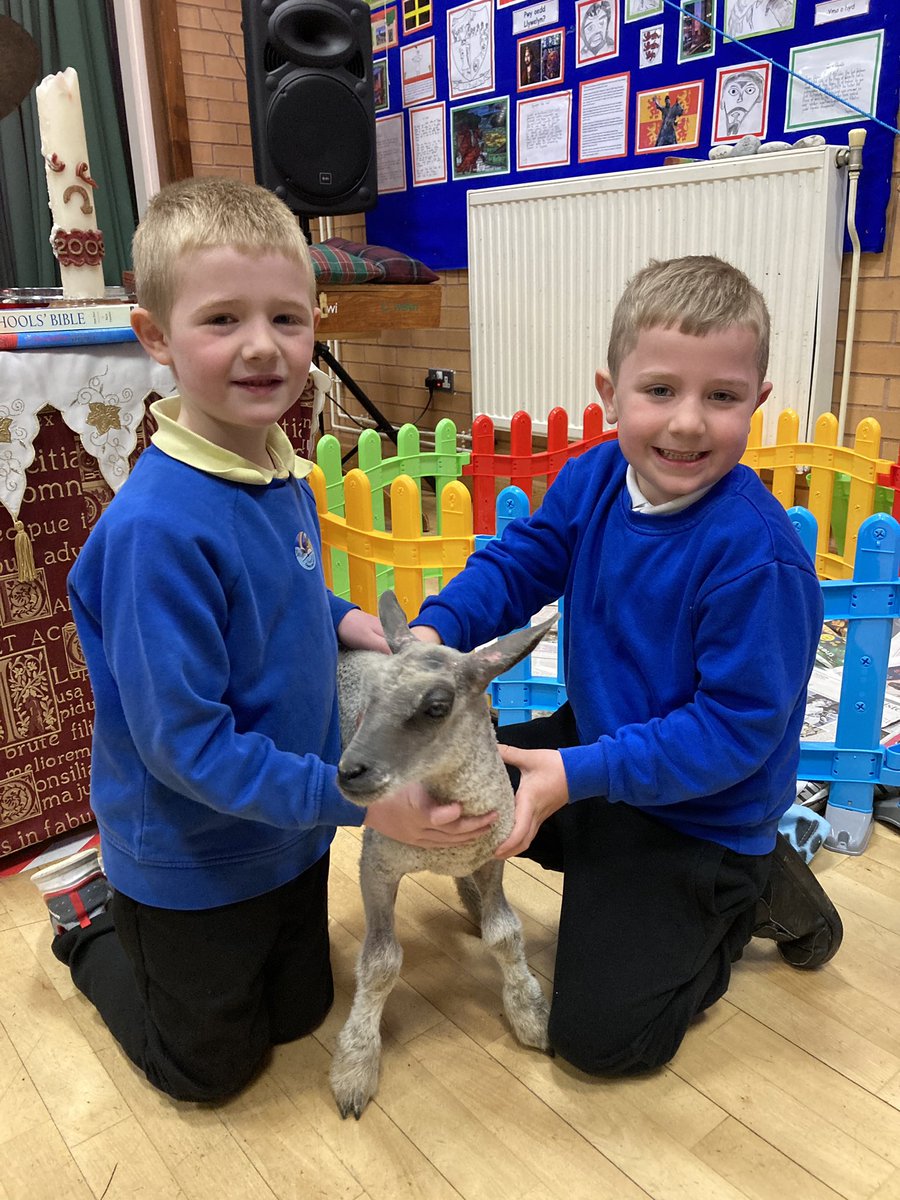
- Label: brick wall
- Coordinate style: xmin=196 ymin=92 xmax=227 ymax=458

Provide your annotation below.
xmin=173 ymin=0 xmax=900 ymax=459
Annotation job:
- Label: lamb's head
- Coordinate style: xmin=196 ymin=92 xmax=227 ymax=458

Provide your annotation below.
xmin=337 ymin=590 xmax=557 ymax=805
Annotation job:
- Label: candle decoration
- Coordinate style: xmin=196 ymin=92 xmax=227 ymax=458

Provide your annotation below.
xmin=35 ymin=68 xmax=106 ymax=300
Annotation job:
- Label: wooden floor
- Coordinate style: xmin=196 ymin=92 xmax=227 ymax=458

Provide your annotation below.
xmin=2 ymin=819 xmax=900 ymax=1200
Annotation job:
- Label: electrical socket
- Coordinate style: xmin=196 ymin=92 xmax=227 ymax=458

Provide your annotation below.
xmin=426 ymin=368 xmax=454 ymax=392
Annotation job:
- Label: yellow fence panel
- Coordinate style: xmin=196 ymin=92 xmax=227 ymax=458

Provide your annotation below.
xmin=741 ymin=409 xmax=893 ymax=580
xmin=310 ymin=467 xmax=474 ymax=618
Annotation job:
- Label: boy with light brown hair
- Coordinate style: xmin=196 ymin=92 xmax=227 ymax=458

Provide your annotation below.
xmin=31 ymin=176 xmax=494 ymax=1102
xmin=412 ymin=254 xmax=842 ymax=1075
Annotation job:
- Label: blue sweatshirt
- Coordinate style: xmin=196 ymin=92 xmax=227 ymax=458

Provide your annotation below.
xmin=414 ymin=441 xmax=823 ymax=855
xmin=68 ymin=397 xmax=365 ymax=910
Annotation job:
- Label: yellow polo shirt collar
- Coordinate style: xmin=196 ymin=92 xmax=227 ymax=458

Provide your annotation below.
xmin=149 ymin=396 xmax=313 ymax=484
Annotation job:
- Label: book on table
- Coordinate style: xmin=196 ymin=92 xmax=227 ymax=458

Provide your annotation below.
xmin=0 ymin=286 xmax=135 ymax=332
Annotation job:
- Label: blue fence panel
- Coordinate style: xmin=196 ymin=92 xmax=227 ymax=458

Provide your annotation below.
xmin=481 ymin=487 xmax=568 ymax=725
xmin=795 ymin=509 xmax=900 ymax=855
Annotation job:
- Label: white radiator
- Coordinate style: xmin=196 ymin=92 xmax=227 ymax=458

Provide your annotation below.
xmin=467 ymin=147 xmax=847 ymax=444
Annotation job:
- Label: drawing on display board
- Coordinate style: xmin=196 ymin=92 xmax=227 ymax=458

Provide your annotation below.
xmin=639 ymin=21 xmax=664 ymax=66
xmin=518 ymin=28 xmax=564 ymax=91
xmin=724 ymin=0 xmax=795 ymax=39
xmin=447 ymin=0 xmax=494 ymax=98
xmin=635 ymin=80 xmax=703 ymax=151
xmin=451 ymin=96 xmax=509 ymax=178
xmin=576 ymin=0 xmax=619 ymax=67
xmin=402 ymin=36 xmax=437 ymax=106
xmin=678 ymin=0 xmax=715 ymax=64
xmin=624 ymin=0 xmax=664 ymax=21
xmin=371 ymin=6 xmax=399 ymax=50
xmin=373 ymin=59 xmax=389 ymax=111
xmin=712 ymin=60 xmax=771 ymax=140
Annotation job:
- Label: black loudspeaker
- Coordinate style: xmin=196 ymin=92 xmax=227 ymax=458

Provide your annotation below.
xmin=241 ymin=0 xmax=377 ymax=216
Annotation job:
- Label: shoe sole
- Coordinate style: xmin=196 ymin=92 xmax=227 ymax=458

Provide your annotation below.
xmin=773 ymin=836 xmax=843 ymax=969
xmin=31 ymin=846 xmax=100 ymax=888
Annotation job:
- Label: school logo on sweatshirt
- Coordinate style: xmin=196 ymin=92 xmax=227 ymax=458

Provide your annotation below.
xmin=295 ymin=531 xmax=317 ymax=570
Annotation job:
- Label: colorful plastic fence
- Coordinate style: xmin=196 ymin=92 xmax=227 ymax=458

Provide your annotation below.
xmin=475 ymin=487 xmax=567 ymax=723
xmin=309 ymin=465 xmax=473 ymax=621
xmin=315 ymin=418 xmax=470 ymax=596
xmin=741 ymin=408 xmax=895 ymax=580
xmin=464 ymin=404 xmax=617 ymax=535
xmin=791 ymin=508 xmax=900 ymax=856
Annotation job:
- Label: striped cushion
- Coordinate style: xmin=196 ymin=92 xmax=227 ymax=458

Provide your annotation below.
xmin=323 ymin=237 xmax=440 ymax=283
xmin=309 ymin=244 xmax=385 ymax=284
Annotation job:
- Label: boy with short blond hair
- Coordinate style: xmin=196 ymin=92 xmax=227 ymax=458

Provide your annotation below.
xmin=32 ymin=177 xmax=494 ymax=1103
xmin=412 ymin=254 xmax=841 ymax=1076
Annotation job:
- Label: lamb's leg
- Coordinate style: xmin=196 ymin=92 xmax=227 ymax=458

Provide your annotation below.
xmin=472 ymin=859 xmax=550 ymax=1051
xmin=330 ymin=863 xmax=404 ymax=1119
xmin=454 ymin=874 xmax=482 ymax=924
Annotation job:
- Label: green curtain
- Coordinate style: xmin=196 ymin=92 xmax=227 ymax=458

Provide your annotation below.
xmin=0 ymin=0 xmax=137 ymax=289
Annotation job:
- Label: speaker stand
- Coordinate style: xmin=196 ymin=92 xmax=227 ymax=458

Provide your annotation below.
xmin=314 ymin=341 xmax=399 ymax=466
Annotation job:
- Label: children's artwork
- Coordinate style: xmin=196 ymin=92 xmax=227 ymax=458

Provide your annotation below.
xmin=447 ymin=0 xmax=494 ymax=99
xmin=371 ymin=6 xmax=399 ymax=50
xmin=639 ymin=22 xmax=664 ymax=66
xmin=712 ymin=60 xmax=770 ymax=141
xmin=516 ymin=89 xmax=572 ymax=170
xmin=410 ymin=101 xmax=448 ymax=184
xmin=450 ymin=96 xmax=509 ymax=179
xmin=517 ymin=28 xmax=564 ymax=92
xmin=635 ymin=81 xmax=703 ymax=153
xmin=724 ymin=0 xmax=795 ymax=39
xmin=625 ymin=0 xmax=664 ymax=20
xmin=402 ymin=0 xmax=433 ymax=35
xmin=402 ymin=37 xmax=437 ymax=106
xmin=678 ymin=0 xmax=715 ymax=64
xmin=576 ymin=0 xmax=619 ymax=67
xmin=578 ymin=70 xmax=629 ymax=161
xmin=373 ymin=59 xmax=389 ymax=111
xmin=375 ymin=112 xmax=406 ymax=192
xmin=786 ymin=30 xmax=883 ymax=129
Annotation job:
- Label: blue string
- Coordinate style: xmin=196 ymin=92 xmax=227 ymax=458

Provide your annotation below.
xmin=659 ymin=0 xmax=900 ymax=136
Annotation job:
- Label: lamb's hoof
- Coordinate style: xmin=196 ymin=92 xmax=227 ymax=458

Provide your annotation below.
xmin=515 ymin=1008 xmax=551 ymax=1052
xmin=330 ymin=1034 xmax=381 ymax=1120
xmin=331 ymin=1072 xmax=377 ymax=1120
xmin=335 ymin=1092 xmax=368 ymax=1120
xmin=505 ymin=986 xmax=551 ymax=1051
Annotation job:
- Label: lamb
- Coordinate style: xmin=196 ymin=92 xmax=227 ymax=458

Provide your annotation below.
xmin=330 ymin=588 xmax=557 ymax=1119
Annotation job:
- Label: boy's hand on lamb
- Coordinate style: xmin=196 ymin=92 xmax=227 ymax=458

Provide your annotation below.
xmin=493 ymin=746 xmax=569 ymax=858
xmin=337 ymin=608 xmax=390 ymax=654
xmin=363 ymin=781 xmax=498 ymax=847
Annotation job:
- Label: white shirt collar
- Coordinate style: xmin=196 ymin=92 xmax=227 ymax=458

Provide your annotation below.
xmin=625 ymin=464 xmax=712 ymax=515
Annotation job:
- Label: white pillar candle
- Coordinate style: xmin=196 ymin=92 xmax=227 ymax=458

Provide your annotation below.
xmin=35 ymin=67 xmax=106 ymax=300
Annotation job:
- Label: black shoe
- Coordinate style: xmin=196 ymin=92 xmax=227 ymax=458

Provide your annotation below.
xmin=753 ymin=834 xmax=843 ymax=969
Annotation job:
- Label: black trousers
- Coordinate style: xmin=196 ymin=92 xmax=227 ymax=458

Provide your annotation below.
xmin=53 ymin=852 xmax=333 ymax=1102
xmin=501 ymin=706 xmax=771 ymax=1076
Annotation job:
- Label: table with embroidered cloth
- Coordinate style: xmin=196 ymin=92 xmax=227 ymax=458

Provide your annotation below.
xmin=0 ymin=343 xmax=320 ymax=860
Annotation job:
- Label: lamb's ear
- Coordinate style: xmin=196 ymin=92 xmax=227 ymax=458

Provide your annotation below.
xmin=460 ymin=613 xmax=559 ymax=692
xmin=378 ymin=589 xmax=417 ymax=653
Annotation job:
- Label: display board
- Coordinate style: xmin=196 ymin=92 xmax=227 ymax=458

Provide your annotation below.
xmin=365 ymin=0 xmax=899 ymax=268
